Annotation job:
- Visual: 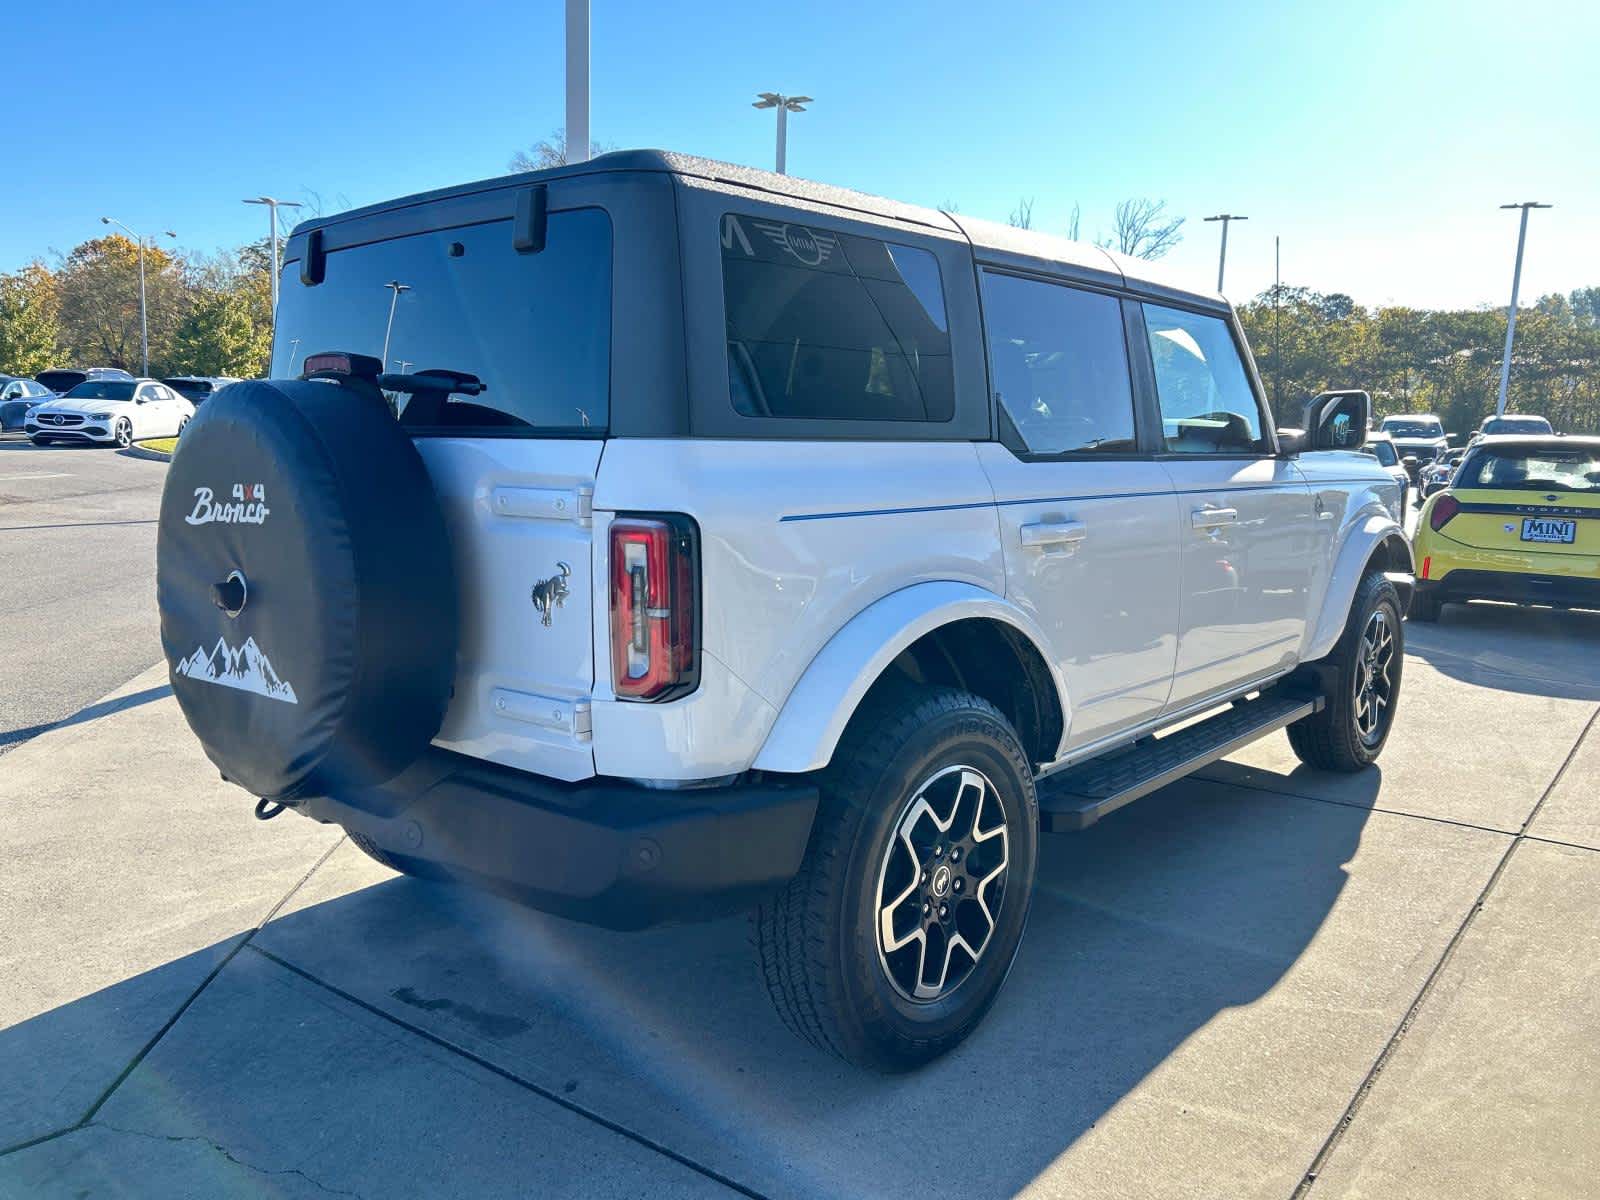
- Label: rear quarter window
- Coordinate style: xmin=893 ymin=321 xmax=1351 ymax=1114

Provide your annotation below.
xmin=720 ymin=213 xmax=953 ymax=422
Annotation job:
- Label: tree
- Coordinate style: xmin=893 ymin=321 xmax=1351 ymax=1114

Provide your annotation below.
xmin=169 ymin=284 xmax=271 ymax=378
xmin=56 ymin=235 xmax=183 ymax=370
xmin=1099 ymin=198 xmax=1185 ymax=260
xmin=509 ymin=128 xmax=615 ymax=172
xmin=1007 ymin=197 xmax=1034 ymax=230
xmin=0 ymin=263 xmax=61 ymax=375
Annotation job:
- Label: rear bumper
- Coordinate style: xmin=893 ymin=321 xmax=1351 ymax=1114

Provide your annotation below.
xmin=1417 ymin=569 xmax=1600 ymax=610
xmin=293 ymin=749 xmax=819 ymax=930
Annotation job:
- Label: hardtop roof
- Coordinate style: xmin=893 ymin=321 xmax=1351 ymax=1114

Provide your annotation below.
xmin=288 ymin=148 xmax=1225 ymax=305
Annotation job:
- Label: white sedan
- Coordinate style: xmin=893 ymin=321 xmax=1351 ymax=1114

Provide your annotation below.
xmin=25 ymin=378 xmax=194 ymax=448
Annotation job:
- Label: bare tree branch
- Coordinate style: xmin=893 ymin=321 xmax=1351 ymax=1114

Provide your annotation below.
xmin=1099 ymin=198 xmax=1185 ymax=260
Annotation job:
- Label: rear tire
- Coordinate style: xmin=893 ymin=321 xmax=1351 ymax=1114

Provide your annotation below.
xmin=754 ymin=684 xmax=1039 ymax=1071
xmin=1288 ymin=572 xmax=1404 ymax=772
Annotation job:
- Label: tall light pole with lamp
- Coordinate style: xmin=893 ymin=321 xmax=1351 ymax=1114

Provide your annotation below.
xmin=243 ymin=196 xmax=303 ymax=326
xmin=752 ymin=93 xmax=812 ymax=175
xmin=1494 ymin=201 xmax=1552 ymax=417
xmin=1203 ymin=213 xmax=1247 ymax=293
xmin=100 ymin=217 xmax=176 ymax=377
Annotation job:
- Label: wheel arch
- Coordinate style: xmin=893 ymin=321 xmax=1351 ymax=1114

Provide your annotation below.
xmin=1303 ymin=511 xmax=1414 ymax=662
xmin=751 ymin=581 xmax=1069 ymax=775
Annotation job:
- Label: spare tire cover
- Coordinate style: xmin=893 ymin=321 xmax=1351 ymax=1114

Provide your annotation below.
xmin=157 ymin=379 xmax=457 ymax=802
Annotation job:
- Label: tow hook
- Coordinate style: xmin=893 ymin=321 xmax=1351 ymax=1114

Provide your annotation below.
xmin=254 ymin=798 xmax=289 ymax=821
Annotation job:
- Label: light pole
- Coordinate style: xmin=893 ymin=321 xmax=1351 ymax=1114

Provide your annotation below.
xmin=1494 ymin=201 xmax=1552 ymax=417
xmin=752 ymin=92 xmax=812 ymax=174
xmin=100 ymin=217 xmax=176 ymax=376
xmin=1203 ymin=213 xmax=1247 ymax=293
xmin=243 ymin=197 xmax=303 ymax=325
xmin=566 ymin=0 xmax=590 ymax=164
xmin=381 ymin=281 xmax=411 ymax=368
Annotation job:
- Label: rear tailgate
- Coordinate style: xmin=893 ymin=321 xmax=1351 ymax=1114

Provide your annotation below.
xmin=420 ymin=439 xmax=602 ymax=781
xmin=1439 ymin=488 xmax=1600 ymax=573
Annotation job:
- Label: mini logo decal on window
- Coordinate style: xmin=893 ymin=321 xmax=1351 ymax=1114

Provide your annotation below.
xmin=186 ymin=484 xmax=270 ymax=526
xmin=174 ymin=636 xmax=298 ymax=704
xmin=753 ymin=220 xmax=837 ymax=267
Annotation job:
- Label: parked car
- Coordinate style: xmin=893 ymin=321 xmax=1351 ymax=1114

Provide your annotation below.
xmin=1 ymin=376 xmax=54 ymax=430
xmin=1378 ymin=413 xmax=1450 ymax=477
xmin=1412 ymin=434 xmax=1600 ymax=620
xmin=25 ymin=378 xmax=193 ymax=447
xmin=162 ymin=376 xmax=241 ymax=407
xmin=154 ymin=150 xmax=1410 ymax=1070
xmin=1420 ymin=448 xmax=1466 ymax=498
xmin=1474 ymin=413 xmax=1553 ymax=440
xmin=34 ymin=367 xmax=135 ymax=397
xmin=1359 ymin=431 xmax=1411 ymax=511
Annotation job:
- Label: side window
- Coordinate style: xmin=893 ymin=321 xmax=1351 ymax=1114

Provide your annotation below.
xmin=980 ymin=272 xmax=1136 ymax=455
xmin=721 ymin=213 xmax=953 ymax=422
xmin=1142 ymin=303 xmax=1267 ymax=454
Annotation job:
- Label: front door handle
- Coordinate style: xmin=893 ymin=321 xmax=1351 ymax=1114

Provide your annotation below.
xmin=1191 ymin=506 xmax=1239 ymax=530
xmin=1020 ymin=520 xmax=1087 ymax=549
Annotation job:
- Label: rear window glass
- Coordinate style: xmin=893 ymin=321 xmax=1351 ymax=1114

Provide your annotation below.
xmin=721 ymin=213 xmax=953 ymax=422
xmin=272 ymin=209 xmax=611 ymax=434
xmin=1461 ymin=446 xmax=1600 ymax=492
xmin=37 ymin=371 xmax=86 ymax=393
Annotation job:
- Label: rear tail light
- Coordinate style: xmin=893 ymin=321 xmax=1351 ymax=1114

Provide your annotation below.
xmin=609 ymin=515 xmax=699 ymax=701
xmin=1428 ymin=494 xmax=1461 ymax=532
xmin=1420 ymin=556 xmax=1431 ymax=580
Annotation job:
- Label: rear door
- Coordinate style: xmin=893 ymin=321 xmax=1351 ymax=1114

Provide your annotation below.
xmin=272 ymin=195 xmax=618 ymax=782
xmin=977 ymin=271 xmax=1179 ymax=751
xmin=1136 ymin=301 xmax=1318 ymax=711
xmin=1438 ymin=443 xmax=1600 ymax=565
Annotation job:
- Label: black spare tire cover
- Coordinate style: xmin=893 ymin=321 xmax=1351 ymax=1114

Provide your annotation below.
xmin=157 ymin=378 xmax=457 ymax=802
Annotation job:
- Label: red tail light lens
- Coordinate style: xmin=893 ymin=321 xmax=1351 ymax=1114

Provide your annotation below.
xmin=609 ymin=515 xmax=699 ymax=701
xmin=1428 ymin=494 xmax=1461 ymax=532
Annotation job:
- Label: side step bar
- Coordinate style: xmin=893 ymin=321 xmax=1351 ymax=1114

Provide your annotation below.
xmin=1036 ymin=689 xmax=1324 ymax=832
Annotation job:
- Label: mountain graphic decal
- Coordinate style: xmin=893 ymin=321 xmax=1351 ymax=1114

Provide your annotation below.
xmin=174 ymin=636 xmax=299 ymax=704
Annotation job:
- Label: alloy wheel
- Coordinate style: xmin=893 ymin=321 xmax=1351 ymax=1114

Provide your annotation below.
xmin=115 ymin=418 xmax=132 ymax=448
xmin=1353 ymin=609 xmax=1395 ymax=745
xmin=874 ymin=764 xmax=1010 ymax=1003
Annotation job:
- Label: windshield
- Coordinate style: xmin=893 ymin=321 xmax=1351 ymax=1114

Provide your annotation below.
xmin=272 ymin=210 xmax=612 ymax=435
xmin=63 ymin=381 xmax=135 ymax=401
xmin=36 ymin=371 xmax=86 ymax=393
xmin=1363 ymin=441 xmax=1399 ymax=466
xmin=1460 ymin=446 xmax=1600 ymax=492
xmin=1381 ymin=418 xmax=1443 ymax=437
xmin=1482 ymin=416 xmax=1552 ymax=435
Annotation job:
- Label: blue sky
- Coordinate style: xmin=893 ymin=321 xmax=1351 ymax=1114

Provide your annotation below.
xmin=6 ymin=0 xmax=1595 ymax=308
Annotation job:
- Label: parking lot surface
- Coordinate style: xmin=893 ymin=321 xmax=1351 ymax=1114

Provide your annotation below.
xmin=2 ymin=451 xmax=1597 ymax=1199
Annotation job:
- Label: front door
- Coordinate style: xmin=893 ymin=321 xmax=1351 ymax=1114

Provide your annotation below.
xmin=1136 ymin=301 xmax=1318 ymax=712
xmin=977 ymin=271 xmax=1180 ymax=754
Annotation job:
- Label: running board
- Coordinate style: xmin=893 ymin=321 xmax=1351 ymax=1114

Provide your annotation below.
xmin=1036 ymin=690 xmax=1323 ymax=832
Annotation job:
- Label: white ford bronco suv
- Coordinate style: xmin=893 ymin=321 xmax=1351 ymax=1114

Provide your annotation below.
xmin=156 ymin=151 xmax=1411 ymax=1070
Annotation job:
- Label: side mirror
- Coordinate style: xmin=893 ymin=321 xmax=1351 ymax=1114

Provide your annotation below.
xmin=1301 ymin=389 xmax=1372 ymax=451
xmin=1402 ymin=455 xmax=1419 ymax=469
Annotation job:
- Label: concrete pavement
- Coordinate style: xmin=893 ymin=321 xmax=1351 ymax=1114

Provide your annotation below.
xmin=0 ymin=438 xmax=167 ymax=758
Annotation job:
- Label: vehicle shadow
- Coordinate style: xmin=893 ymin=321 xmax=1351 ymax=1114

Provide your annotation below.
xmin=0 ymin=774 xmax=1376 ymax=1198
xmin=1405 ymin=602 xmax=1600 ymax=701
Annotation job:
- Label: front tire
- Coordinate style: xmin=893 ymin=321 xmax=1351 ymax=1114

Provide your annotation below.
xmin=113 ymin=418 xmax=133 ymax=448
xmin=755 ymin=685 xmax=1039 ymax=1071
xmin=1288 ymin=572 xmax=1404 ymax=772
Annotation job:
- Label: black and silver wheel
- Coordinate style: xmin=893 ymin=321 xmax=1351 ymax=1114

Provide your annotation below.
xmin=113 ymin=417 xmax=133 ymax=448
xmin=177 ymin=416 xmax=190 ymax=437
xmin=1288 ymin=571 xmax=1404 ymax=772
xmin=755 ymin=685 xmax=1038 ymax=1070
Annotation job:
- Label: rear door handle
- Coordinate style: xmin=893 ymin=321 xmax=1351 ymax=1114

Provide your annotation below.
xmin=1020 ymin=520 xmax=1087 ymax=549
xmin=1191 ymin=506 xmax=1238 ymax=530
